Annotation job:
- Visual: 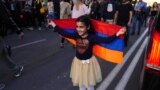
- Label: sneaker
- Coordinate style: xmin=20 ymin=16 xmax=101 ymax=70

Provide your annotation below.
xmin=0 ymin=83 xmax=5 ymax=90
xmin=14 ymin=65 xmax=24 ymax=78
xmin=60 ymin=43 xmax=64 ymax=48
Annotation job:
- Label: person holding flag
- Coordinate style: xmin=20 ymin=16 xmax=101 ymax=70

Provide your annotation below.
xmin=49 ymin=15 xmax=126 ymax=90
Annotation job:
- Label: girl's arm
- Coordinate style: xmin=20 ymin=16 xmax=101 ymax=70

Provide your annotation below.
xmin=49 ymin=21 xmax=79 ymax=39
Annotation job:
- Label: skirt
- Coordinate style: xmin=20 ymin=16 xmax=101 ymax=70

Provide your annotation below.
xmin=70 ymin=56 xmax=102 ymax=88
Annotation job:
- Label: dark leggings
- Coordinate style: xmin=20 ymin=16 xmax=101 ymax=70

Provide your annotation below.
xmin=61 ymin=37 xmax=65 ymax=44
xmin=0 ymin=37 xmax=17 ymax=70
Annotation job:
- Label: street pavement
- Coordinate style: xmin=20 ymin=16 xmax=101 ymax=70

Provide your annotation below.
xmin=0 ymin=26 xmax=148 ymax=90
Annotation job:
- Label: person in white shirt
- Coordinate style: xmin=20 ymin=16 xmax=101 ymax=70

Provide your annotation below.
xmin=71 ymin=0 xmax=91 ymax=18
xmin=47 ymin=0 xmax=55 ymax=21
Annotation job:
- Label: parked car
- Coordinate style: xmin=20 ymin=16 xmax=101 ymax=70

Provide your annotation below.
xmin=141 ymin=12 xmax=160 ymax=90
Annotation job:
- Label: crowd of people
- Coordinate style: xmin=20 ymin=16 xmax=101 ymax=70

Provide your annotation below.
xmin=1 ymin=0 xmax=160 ymax=90
xmin=1 ymin=0 xmax=160 ymax=47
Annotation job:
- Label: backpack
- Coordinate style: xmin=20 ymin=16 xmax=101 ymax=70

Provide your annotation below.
xmin=40 ymin=6 xmax=46 ymax=14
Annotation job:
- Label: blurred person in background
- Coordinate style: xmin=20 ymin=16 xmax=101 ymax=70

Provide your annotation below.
xmin=47 ymin=0 xmax=55 ymax=23
xmin=90 ymin=0 xmax=100 ymax=20
xmin=147 ymin=2 xmax=159 ymax=31
xmin=71 ymin=0 xmax=92 ymax=18
xmin=131 ymin=0 xmax=147 ymax=35
xmin=35 ymin=0 xmax=47 ymax=30
xmin=60 ymin=0 xmax=71 ymax=48
xmin=0 ymin=0 xmax=24 ymax=89
xmin=150 ymin=2 xmax=159 ymax=17
xmin=101 ymin=0 xmax=117 ymax=24
xmin=114 ymin=0 xmax=133 ymax=47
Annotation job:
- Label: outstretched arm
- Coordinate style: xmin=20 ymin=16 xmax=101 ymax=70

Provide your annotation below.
xmin=49 ymin=21 xmax=79 ymax=39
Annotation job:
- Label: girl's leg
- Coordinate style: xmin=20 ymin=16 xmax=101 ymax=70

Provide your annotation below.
xmin=87 ymin=86 xmax=94 ymax=90
xmin=60 ymin=38 xmax=65 ymax=48
xmin=61 ymin=37 xmax=65 ymax=44
xmin=79 ymin=86 xmax=86 ymax=90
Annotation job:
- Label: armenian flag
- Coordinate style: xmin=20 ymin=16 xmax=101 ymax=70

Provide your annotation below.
xmin=52 ymin=19 xmax=124 ymax=64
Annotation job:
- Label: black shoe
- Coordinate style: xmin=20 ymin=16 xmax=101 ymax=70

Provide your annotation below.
xmin=0 ymin=83 xmax=5 ymax=90
xmin=14 ymin=65 xmax=24 ymax=78
xmin=60 ymin=43 xmax=64 ymax=48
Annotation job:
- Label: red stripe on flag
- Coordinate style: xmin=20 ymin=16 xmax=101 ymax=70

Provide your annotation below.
xmin=52 ymin=19 xmax=76 ymax=29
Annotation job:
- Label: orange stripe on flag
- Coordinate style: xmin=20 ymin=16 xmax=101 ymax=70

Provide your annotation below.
xmin=93 ymin=45 xmax=123 ymax=64
xmin=64 ymin=37 xmax=76 ymax=45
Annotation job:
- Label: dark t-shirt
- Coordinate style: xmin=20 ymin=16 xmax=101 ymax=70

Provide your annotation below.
xmin=0 ymin=1 xmax=19 ymax=37
xmin=117 ymin=2 xmax=133 ymax=26
xmin=151 ymin=10 xmax=157 ymax=17
xmin=55 ymin=26 xmax=117 ymax=60
xmin=101 ymin=2 xmax=117 ymax=20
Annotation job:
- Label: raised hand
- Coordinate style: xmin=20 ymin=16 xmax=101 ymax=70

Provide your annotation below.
xmin=116 ymin=27 xmax=126 ymax=37
xmin=48 ymin=21 xmax=56 ymax=27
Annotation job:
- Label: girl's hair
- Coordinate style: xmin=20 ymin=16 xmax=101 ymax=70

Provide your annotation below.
xmin=76 ymin=15 xmax=95 ymax=34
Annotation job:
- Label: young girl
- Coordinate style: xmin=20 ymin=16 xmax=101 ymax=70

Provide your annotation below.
xmin=49 ymin=15 xmax=126 ymax=90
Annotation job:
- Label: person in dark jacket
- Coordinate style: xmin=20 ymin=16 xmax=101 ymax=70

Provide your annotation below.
xmin=114 ymin=0 xmax=133 ymax=47
xmin=101 ymin=0 xmax=117 ymax=24
xmin=0 ymin=0 xmax=24 ymax=89
xmin=90 ymin=0 xmax=100 ymax=20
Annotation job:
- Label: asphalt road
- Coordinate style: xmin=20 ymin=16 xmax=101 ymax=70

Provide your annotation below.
xmin=0 ymin=26 xmax=148 ymax=90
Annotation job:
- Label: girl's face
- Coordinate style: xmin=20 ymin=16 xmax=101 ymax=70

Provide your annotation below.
xmin=76 ymin=22 xmax=88 ymax=36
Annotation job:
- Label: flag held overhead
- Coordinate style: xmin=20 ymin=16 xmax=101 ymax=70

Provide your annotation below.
xmin=52 ymin=19 xmax=124 ymax=64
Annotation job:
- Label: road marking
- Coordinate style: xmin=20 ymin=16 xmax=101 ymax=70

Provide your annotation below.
xmin=12 ymin=39 xmax=46 ymax=50
xmin=115 ymin=37 xmax=148 ymax=90
xmin=96 ymin=28 xmax=148 ymax=90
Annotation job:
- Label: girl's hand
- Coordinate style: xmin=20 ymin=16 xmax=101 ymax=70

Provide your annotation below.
xmin=116 ymin=27 xmax=126 ymax=37
xmin=48 ymin=21 xmax=56 ymax=27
